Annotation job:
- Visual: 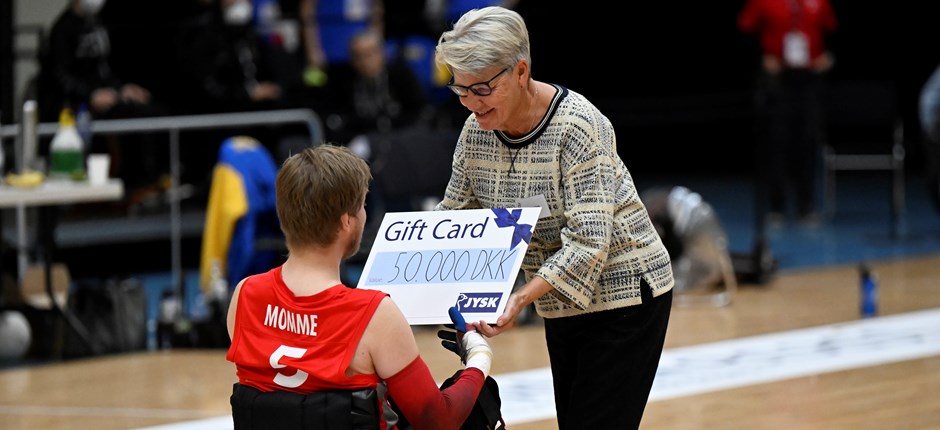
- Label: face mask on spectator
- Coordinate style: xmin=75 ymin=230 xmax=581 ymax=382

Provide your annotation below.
xmin=224 ymin=0 xmax=253 ymax=26
xmin=79 ymin=0 xmax=105 ymax=15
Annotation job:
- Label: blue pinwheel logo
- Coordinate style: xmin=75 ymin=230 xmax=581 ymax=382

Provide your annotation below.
xmin=491 ymin=208 xmax=533 ymax=249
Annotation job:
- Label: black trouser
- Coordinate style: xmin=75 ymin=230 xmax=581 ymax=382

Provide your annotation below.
xmin=756 ymin=69 xmax=825 ymax=217
xmin=544 ymin=281 xmax=673 ymax=430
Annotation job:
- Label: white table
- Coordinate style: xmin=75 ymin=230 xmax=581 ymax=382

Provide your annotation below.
xmin=0 ymin=178 xmax=124 ymax=355
xmin=0 ymin=178 xmax=123 ymax=207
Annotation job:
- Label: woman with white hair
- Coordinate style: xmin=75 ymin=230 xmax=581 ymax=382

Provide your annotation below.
xmin=434 ymin=6 xmax=675 ymax=429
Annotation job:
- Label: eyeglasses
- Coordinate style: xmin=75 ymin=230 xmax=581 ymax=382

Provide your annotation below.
xmin=447 ymin=68 xmax=509 ymax=97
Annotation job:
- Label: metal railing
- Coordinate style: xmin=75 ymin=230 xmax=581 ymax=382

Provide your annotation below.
xmin=1 ymin=108 xmax=324 ymax=311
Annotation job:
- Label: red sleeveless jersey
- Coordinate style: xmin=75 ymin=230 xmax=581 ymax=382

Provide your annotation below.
xmin=226 ymin=266 xmax=388 ymax=394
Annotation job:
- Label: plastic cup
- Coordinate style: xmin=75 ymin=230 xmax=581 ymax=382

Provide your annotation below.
xmin=87 ymin=154 xmax=110 ymax=186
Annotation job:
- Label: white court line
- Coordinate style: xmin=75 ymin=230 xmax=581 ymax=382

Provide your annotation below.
xmin=127 ymin=307 xmax=940 ymax=429
xmin=502 ymin=307 xmax=940 ymax=423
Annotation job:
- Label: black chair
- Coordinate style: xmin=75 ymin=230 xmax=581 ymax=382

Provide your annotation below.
xmin=230 ymin=383 xmax=380 ymax=429
xmin=821 ymin=80 xmax=905 ymax=235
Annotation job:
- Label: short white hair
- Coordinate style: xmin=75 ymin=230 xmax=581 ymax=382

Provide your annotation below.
xmin=435 ymin=6 xmax=531 ymax=76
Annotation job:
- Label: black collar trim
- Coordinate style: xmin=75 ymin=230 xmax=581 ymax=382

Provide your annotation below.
xmin=495 ymin=84 xmax=568 ymax=148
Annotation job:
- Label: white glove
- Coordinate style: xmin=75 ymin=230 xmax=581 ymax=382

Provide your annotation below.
xmin=461 ymin=330 xmax=493 ymax=378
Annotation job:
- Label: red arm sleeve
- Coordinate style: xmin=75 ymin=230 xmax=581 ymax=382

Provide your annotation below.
xmin=384 ymin=356 xmax=485 ymax=430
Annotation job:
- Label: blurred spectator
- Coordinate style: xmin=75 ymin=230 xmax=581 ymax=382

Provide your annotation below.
xmin=176 ymin=0 xmax=304 ymax=115
xmin=244 ymin=1 xmax=318 ymax=94
xmin=96 ymin=0 xmax=205 ymax=115
xmin=738 ymin=0 xmax=837 ymax=228
xmin=41 ymin=0 xmax=162 ymax=121
xmin=293 ymin=1 xmax=517 ymax=119
xmin=40 ymin=0 xmax=169 ymax=201
xmin=322 ymin=28 xmax=431 ymax=147
xmin=297 ymin=0 xmax=381 ymax=89
xmin=920 ymin=62 xmax=940 ymax=213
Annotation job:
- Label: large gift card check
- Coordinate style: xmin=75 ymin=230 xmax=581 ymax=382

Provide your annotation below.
xmin=358 ymin=207 xmax=540 ymax=325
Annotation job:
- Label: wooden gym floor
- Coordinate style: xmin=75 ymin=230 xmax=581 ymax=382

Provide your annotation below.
xmin=1 ymin=173 xmax=939 ymax=429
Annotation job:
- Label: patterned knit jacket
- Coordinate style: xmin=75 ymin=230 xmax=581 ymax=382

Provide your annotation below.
xmin=435 ymin=85 xmax=675 ymax=318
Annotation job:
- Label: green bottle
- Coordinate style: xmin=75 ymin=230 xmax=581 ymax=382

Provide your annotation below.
xmin=49 ymin=107 xmax=85 ymax=180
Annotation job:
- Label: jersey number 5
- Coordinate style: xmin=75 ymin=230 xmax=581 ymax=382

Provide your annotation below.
xmin=270 ymin=345 xmax=309 ymax=388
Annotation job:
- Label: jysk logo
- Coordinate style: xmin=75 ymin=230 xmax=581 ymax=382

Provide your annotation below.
xmin=456 ymin=293 xmax=502 ymax=312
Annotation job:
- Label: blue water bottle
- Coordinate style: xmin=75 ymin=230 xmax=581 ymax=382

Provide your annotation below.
xmin=76 ymin=103 xmax=93 ymax=151
xmin=859 ymin=264 xmax=877 ymax=318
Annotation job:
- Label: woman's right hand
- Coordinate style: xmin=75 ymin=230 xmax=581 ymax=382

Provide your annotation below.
xmin=475 ymin=291 xmax=525 ymax=337
xmin=478 ymin=275 xmax=554 ymax=336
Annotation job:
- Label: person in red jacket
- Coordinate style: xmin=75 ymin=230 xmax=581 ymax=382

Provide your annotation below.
xmin=226 ymin=143 xmax=493 ymax=429
xmin=738 ymin=0 xmax=838 ymax=228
